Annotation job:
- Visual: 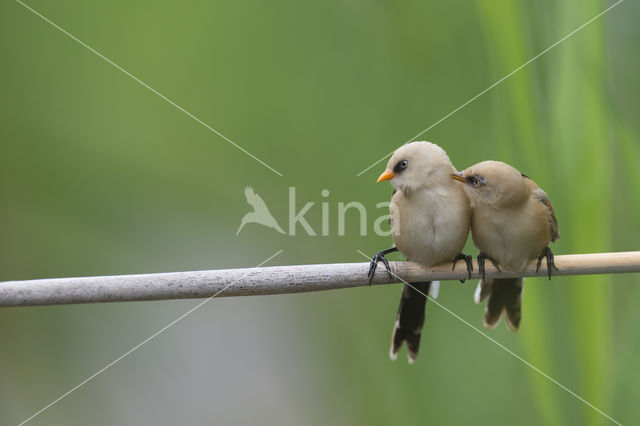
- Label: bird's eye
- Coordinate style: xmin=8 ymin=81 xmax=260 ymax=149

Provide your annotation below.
xmin=472 ymin=176 xmax=484 ymax=187
xmin=393 ymin=159 xmax=409 ymax=173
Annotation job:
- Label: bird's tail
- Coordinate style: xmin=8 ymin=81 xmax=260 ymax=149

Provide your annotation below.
xmin=474 ymin=278 xmax=524 ymax=332
xmin=390 ymin=281 xmax=433 ymax=364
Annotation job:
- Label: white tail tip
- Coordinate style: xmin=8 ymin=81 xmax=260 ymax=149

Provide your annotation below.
xmin=389 ymin=346 xmax=398 ymax=361
xmin=428 ymin=281 xmax=440 ymax=299
xmin=473 ymin=280 xmax=483 ymax=304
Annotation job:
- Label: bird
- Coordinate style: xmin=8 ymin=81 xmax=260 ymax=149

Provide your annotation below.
xmin=236 ymin=186 xmax=285 ymax=235
xmin=452 ymin=160 xmax=559 ymax=332
xmin=368 ymin=141 xmax=472 ymax=363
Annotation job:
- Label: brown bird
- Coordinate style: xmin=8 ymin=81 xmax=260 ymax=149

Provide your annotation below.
xmin=452 ymin=160 xmax=559 ymax=331
xmin=369 ymin=141 xmax=472 ymax=363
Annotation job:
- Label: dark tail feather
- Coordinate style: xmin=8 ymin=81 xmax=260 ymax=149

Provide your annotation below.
xmin=390 ymin=282 xmax=430 ymax=363
xmin=474 ymin=278 xmax=523 ymax=332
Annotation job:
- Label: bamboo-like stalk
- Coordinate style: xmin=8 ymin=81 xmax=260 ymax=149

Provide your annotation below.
xmin=1 ymin=251 xmax=639 ymax=307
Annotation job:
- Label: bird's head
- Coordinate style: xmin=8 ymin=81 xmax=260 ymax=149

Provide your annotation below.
xmin=376 ymin=141 xmax=454 ymax=193
xmin=452 ymin=160 xmax=528 ymax=208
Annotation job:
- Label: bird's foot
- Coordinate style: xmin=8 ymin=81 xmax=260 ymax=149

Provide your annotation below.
xmin=477 ymin=252 xmax=501 ymax=281
xmin=368 ymin=247 xmax=397 ymax=285
xmin=536 ymin=246 xmax=559 ymax=280
xmin=452 ymin=253 xmax=473 ymax=282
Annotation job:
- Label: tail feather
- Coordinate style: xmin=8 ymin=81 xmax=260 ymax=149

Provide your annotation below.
xmin=475 ymin=278 xmax=523 ymax=332
xmin=390 ymin=282 xmax=430 ymax=363
xmin=474 ymin=278 xmax=492 ymax=304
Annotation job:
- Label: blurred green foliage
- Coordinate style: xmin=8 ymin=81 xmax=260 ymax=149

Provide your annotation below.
xmin=1 ymin=0 xmax=639 ymax=425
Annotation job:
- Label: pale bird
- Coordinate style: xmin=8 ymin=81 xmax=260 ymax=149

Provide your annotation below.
xmin=452 ymin=160 xmax=559 ymax=332
xmin=236 ymin=186 xmax=285 ymax=235
xmin=369 ymin=141 xmax=472 ymax=363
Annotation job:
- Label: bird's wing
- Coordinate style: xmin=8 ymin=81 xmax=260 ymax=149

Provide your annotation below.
xmin=522 ymin=175 xmax=559 ymax=242
xmin=388 ymin=188 xmax=398 ymax=225
xmin=534 ymin=187 xmax=559 ymax=242
xmin=244 ymin=186 xmax=270 ymax=212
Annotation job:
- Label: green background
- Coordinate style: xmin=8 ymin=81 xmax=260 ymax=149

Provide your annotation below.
xmin=1 ymin=0 xmax=639 ymax=425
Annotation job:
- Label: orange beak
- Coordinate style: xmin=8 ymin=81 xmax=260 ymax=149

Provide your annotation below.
xmin=451 ymin=172 xmax=467 ymax=183
xmin=377 ymin=169 xmax=396 ymax=183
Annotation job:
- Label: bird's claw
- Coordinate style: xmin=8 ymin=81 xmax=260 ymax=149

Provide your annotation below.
xmin=536 ymin=246 xmax=558 ymax=280
xmin=368 ymin=251 xmax=393 ymax=285
xmin=452 ymin=253 xmax=473 ymax=282
xmin=477 ymin=252 xmax=501 ymax=281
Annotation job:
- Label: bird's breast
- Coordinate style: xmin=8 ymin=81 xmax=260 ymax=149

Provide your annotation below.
xmin=391 ymin=187 xmax=470 ymax=266
xmin=471 ymin=205 xmax=550 ymax=271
